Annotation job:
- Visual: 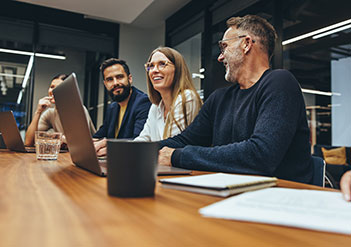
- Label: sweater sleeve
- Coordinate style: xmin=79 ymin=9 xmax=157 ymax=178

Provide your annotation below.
xmin=168 ymin=71 xmax=307 ymax=176
xmin=38 ymin=109 xmax=52 ymax=131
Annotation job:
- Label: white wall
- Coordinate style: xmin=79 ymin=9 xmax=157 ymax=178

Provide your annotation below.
xmin=331 ymin=57 xmax=351 ymax=146
xmin=118 ymin=24 xmax=165 ymax=93
xmin=33 ymin=49 xmax=86 ymax=116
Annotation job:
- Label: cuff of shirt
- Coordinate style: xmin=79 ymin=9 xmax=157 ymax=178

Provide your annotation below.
xmin=171 ymin=148 xmax=182 ymax=167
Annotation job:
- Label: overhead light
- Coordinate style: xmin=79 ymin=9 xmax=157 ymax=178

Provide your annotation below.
xmin=0 ymin=48 xmax=33 ymax=56
xmin=0 ymin=48 xmax=66 ymax=60
xmin=35 ymin=53 xmax=66 ymax=60
xmin=0 ymin=73 xmax=25 ymax=78
xmin=282 ymin=18 xmax=351 ymax=45
xmin=17 ymin=55 xmax=34 ymax=104
xmin=22 ymin=55 xmax=34 ymax=89
xmin=312 ymin=23 xmax=351 ymax=39
xmin=301 ymin=88 xmax=341 ymax=97
xmin=16 ymin=90 xmax=23 ymax=104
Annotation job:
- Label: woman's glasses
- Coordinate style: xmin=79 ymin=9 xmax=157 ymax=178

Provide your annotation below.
xmin=144 ymin=60 xmax=173 ymax=72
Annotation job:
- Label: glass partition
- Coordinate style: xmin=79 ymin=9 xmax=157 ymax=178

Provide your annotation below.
xmin=174 ymin=33 xmax=203 ymax=97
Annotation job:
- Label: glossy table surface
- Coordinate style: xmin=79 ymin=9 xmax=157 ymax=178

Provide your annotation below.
xmin=0 ymin=150 xmax=349 ymax=246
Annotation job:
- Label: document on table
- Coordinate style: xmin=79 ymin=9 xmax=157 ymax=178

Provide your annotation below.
xmin=199 ymin=188 xmax=351 ymax=235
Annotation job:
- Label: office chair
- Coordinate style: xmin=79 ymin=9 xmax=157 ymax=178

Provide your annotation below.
xmin=311 ymin=156 xmax=326 ymax=187
xmin=311 ymin=156 xmax=336 ymax=188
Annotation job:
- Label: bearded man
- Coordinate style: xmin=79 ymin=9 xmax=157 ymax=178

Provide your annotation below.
xmin=94 ymin=58 xmax=150 ymax=156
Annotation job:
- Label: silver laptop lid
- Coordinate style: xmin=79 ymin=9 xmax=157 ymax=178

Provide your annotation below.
xmin=0 ymin=111 xmax=27 ymax=152
xmin=53 ymin=73 xmax=102 ymax=175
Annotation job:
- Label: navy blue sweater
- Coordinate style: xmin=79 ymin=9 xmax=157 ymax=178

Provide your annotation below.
xmin=160 ymin=69 xmax=313 ymax=183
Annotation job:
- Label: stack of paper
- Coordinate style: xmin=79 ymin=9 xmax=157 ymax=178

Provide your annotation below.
xmin=199 ymin=188 xmax=351 ymax=234
xmin=159 ymin=173 xmax=277 ymax=197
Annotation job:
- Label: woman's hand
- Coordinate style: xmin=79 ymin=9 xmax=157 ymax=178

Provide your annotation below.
xmin=36 ymin=96 xmax=52 ymax=114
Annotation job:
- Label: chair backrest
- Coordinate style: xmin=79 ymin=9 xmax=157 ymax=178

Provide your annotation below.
xmin=311 ymin=156 xmax=326 ymax=187
xmin=313 ymin=144 xmax=351 ymax=164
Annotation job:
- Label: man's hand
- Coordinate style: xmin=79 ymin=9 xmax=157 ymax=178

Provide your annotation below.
xmin=340 ymin=170 xmax=351 ymax=202
xmin=158 ymin=147 xmax=175 ymax=166
xmin=36 ymin=96 xmax=52 ymax=114
xmin=93 ymin=138 xmax=107 ymax=157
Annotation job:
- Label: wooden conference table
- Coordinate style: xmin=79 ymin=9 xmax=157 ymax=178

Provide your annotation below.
xmin=0 ymin=150 xmax=349 ymax=247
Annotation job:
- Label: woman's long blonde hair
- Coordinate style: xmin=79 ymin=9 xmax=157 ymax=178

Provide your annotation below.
xmin=146 ymin=47 xmax=202 ymax=139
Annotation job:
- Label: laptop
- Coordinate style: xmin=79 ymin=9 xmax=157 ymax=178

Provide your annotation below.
xmin=53 ymin=73 xmax=191 ymax=177
xmin=0 ymin=111 xmax=36 ymax=152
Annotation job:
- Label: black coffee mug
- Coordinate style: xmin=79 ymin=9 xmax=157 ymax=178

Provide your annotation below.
xmin=107 ymin=140 xmax=158 ymax=197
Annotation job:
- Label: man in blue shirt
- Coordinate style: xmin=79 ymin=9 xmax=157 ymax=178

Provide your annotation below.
xmin=158 ymin=15 xmax=313 ymax=183
xmin=94 ymin=58 xmax=151 ymax=156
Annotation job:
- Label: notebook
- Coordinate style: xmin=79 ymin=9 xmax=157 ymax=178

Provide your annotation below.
xmin=160 ymin=173 xmax=277 ymax=197
xmin=53 ymin=73 xmax=191 ymax=177
xmin=0 ymin=111 xmax=35 ymax=152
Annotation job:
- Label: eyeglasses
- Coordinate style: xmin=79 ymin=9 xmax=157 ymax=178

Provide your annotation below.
xmin=144 ymin=60 xmax=173 ymax=72
xmin=218 ymin=35 xmax=255 ymax=54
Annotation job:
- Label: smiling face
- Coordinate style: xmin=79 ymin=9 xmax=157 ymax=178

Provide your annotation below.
xmin=103 ymin=64 xmax=132 ymax=103
xmin=48 ymin=78 xmax=64 ymax=104
xmin=147 ymin=52 xmax=175 ymax=95
xmin=217 ymin=27 xmax=245 ymax=83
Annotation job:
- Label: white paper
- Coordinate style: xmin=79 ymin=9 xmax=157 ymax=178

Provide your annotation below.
xmin=199 ymin=188 xmax=351 ymax=234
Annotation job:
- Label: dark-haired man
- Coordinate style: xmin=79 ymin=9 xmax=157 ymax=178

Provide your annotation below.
xmin=158 ymin=15 xmax=313 ymax=184
xmin=25 ymin=74 xmax=96 ymax=146
xmin=93 ymin=58 xmax=151 ymax=156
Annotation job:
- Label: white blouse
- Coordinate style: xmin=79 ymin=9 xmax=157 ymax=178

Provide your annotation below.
xmin=134 ymin=89 xmax=200 ymax=142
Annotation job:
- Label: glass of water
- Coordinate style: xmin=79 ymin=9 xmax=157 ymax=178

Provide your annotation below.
xmin=35 ymin=131 xmax=62 ymax=160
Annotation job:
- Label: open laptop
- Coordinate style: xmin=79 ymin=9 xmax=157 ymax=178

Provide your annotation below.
xmin=0 ymin=111 xmax=36 ymax=152
xmin=53 ymin=73 xmax=191 ymax=177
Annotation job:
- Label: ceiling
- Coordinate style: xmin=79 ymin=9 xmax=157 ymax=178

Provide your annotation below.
xmin=0 ymin=0 xmax=192 ymax=104
xmin=16 ymin=0 xmax=192 ymax=28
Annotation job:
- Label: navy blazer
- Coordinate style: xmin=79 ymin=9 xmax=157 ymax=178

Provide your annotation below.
xmin=94 ymin=86 xmax=151 ymax=139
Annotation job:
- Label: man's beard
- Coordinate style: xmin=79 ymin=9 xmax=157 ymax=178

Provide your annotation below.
xmin=224 ymin=46 xmax=244 ymax=83
xmin=108 ymin=82 xmax=132 ymax=102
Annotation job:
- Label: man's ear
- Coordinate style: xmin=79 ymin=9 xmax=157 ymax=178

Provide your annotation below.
xmin=128 ymin=74 xmax=133 ymax=84
xmin=243 ymin=36 xmax=254 ymax=54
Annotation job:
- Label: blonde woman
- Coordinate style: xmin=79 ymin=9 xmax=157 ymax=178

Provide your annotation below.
xmin=134 ymin=47 xmax=202 ymax=141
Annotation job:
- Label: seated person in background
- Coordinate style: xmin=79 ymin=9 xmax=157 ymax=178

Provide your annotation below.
xmin=341 ymin=170 xmax=351 ymax=201
xmin=134 ymin=47 xmax=202 ymax=142
xmin=94 ymin=58 xmax=151 ymax=156
xmin=158 ymin=14 xmax=313 ymax=184
xmin=25 ymin=74 xmax=96 ymax=146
